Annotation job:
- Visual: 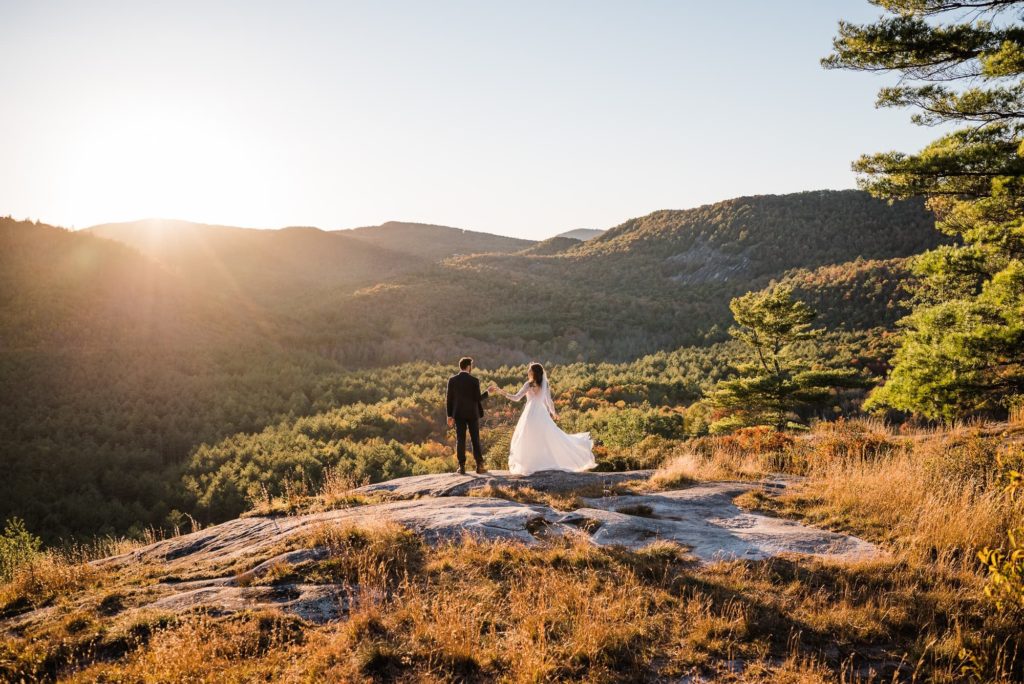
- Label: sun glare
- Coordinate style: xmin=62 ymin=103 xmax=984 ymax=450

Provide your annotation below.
xmin=59 ymin=101 xmax=273 ymax=228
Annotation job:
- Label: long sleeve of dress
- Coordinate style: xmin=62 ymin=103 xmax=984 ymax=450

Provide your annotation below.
xmin=506 ymin=382 xmax=530 ymax=402
xmin=542 ymin=380 xmax=556 ymax=415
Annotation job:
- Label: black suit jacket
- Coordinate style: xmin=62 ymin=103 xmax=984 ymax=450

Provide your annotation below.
xmin=446 ymin=372 xmax=489 ymax=421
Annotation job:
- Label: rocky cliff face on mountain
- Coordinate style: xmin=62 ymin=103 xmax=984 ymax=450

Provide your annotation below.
xmin=664 ymin=239 xmax=754 ymax=284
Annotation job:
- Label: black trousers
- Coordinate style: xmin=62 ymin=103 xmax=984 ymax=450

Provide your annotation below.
xmin=454 ymin=417 xmax=483 ymax=466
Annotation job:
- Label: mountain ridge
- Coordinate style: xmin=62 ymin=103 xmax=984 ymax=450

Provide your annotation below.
xmin=86 ymin=219 xmax=430 ymax=307
xmin=300 ymin=189 xmax=941 ymax=365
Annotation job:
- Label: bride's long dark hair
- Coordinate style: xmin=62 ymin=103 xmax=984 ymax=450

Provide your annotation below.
xmin=528 ymin=362 xmax=545 ymax=388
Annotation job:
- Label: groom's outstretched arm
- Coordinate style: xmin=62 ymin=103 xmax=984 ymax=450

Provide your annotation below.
xmin=475 ymin=377 xmax=489 ymax=401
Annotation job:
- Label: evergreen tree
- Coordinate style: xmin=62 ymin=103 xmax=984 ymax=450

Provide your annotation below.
xmin=826 ymin=0 xmax=1024 ymax=419
xmin=708 ymin=287 xmax=862 ymax=432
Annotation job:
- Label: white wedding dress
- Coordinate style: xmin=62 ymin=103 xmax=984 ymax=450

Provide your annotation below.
xmin=505 ymin=378 xmax=596 ymax=475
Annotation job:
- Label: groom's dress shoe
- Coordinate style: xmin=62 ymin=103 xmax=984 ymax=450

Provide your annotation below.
xmin=457 ymin=465 xmax=466 ymax=475
xmin=475 ymin=462 xmax=487 ymax=475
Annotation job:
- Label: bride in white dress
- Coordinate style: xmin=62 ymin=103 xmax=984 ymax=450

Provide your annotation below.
xmin=494 ymin=363 xmax=596 ymax=475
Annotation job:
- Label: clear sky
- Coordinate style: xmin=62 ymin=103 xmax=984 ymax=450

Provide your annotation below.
xmin=0 ymin=1 xmax=939 ymax=240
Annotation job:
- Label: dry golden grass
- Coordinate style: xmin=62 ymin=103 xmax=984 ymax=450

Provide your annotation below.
xmin=300 ymin=520 xmax=423 ymax=591
xmin=649 ymin=452 xmax=719 ymax=488
xmin=244 ymin=468 xmax=378 ymax=517
xmin=62 ymin=611 xmax=305 ymax=683
xmin=0 ymin=534 xmax=142 ymax=615
xmin=648 ymin=446 xmax=776 ymax=489
xmin=738 ymin=421 xmax=1024 ymax=562
xmin=319 ymin=468 xmax=371 ymax=506
xmin=20 ymin=528 xmax=1020 ymax=682
xmin=0 ymin=552 xmax=100 ymax=614
xmin=775 ymin=453 xmax=1014 ymax=559
xmin=648 ymin=426 xmax=800 ymax=488
xmin=1010 ymin=402 xmax=1024 ymax=428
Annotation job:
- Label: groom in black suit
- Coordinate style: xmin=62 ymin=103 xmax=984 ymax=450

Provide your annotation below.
xmin=446 ymin=357 xmax=494 ymax=475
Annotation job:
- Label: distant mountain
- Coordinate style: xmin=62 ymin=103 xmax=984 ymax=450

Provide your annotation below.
xmin=555 ymin=228 xmax=604 ymax=241
xmin=64 ymin=191 xmax=941 ymax=365
xmin=303 ymin=190 xmax=944 ymax=365
xmin=339 ymin=221 xmax=534 ymax=261
xmin=86 ymin=219 xmax=428 ymax=307
xmin=86 ymin=219 xmax=534 ymax=309
xmin=518 ymin=236 xmax=583 ymax=256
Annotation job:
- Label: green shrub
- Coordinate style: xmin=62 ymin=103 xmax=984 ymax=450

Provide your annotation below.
xmin=0 ymin=518 xmax=42 ymax=582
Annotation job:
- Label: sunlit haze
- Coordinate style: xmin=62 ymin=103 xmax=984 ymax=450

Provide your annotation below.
xmin=1 ymin=1 xmax=938 ymax=239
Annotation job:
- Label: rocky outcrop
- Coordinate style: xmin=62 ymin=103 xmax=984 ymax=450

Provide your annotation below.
xmin=352 ymin=469 xmax=650 ymax=499
xmin=573 ymin=485 xmax=875 ymax=560
xmin=359 ymin=472 xmax=875 ymax=560
xmin=5 ymin=472 xmax=880 ymax=629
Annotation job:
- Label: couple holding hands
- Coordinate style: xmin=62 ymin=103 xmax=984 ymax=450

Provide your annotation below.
xmin=445 ymin=357 xmax=596 ymax=476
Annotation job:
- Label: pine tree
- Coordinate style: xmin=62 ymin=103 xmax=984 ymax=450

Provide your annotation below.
xmin=826 ymin=0 xmax=1024 ymax=419
xmin=708 ymin=287 xmax=862 ymax=432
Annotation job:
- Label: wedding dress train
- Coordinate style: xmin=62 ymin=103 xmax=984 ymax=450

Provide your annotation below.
xmin=505 ymin=378 xmax=596 ymax=475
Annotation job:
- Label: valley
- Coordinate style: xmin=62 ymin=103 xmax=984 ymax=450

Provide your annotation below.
xmin=0 ymin=190 xmax=940 ymax=541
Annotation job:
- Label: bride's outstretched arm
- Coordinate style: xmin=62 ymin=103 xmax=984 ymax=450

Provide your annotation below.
xmin=502 ymin=382 xmax=530 ymax=402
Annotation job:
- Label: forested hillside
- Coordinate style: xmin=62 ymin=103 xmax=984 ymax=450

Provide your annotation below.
xmin=1 ymin=218 xmax=360 ymax=538
xmin=771 ymin=257 xmax=915 ymax=330
xmin=0 ymin=218 xmax=234 ymax=349
xmin=583 ymin=190 xmax=935 ymax=266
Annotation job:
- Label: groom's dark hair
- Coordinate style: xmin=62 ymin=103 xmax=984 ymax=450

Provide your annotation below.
xmin=459 ymin=357 xmax=473 ymax=370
